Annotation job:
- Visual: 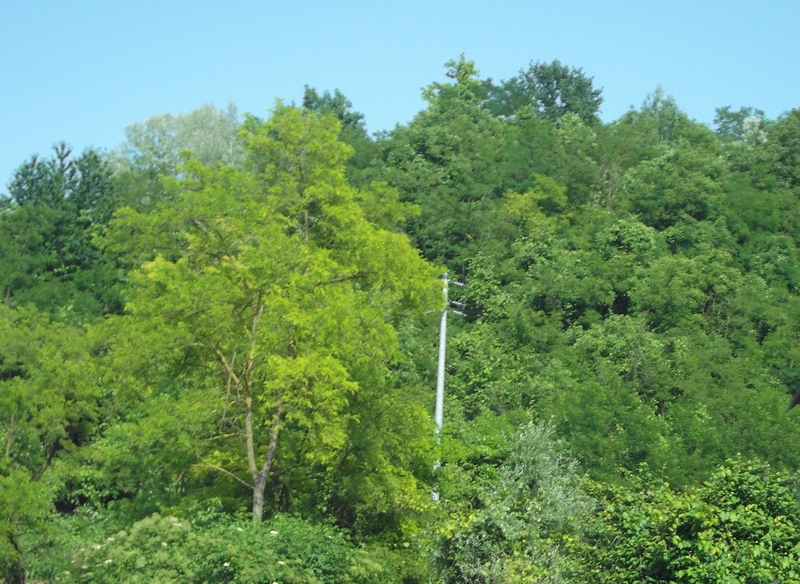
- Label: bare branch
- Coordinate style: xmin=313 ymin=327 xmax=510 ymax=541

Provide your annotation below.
xmin=200 ymin=433 xmax=240 ymax=442
xmin=211 ymin=345 xmax=242 ymax=388
xmin=199 ymin=462 xmax=254 ymax=490
xmin=259 ymin=400 xmax=284 ymax=478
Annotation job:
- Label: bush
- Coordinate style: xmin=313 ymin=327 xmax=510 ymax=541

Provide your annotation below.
xmin=582 ymin=457 xmax=800 ymax=583
xmin=433 ymin=421 xmax=592 ymax=583
xmin=69 ymin=512 xmax=385 ymax=583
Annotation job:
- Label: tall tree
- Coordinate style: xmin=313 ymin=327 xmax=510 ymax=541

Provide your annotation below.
xmin=379 ymin=57 xmax=510 ymax=273
xmin=1 ymin=144 xmax=121 ymax=319
xmin=116 ymin=103 xmax=245 ymax=176
xmin=112 ymin=104 xmax=246 ymax=213
xmin=301 ymin=86 xmax=378 ymax=185
xmin=714 ymin=105 xmax=768 ymax=144
xmin=485 ymin=59 xmax=603 ymax=125
xmin=103 ymin=105 xmax=439 ymax=523
xmin=302 ymin=87 xmax=366 ymax=133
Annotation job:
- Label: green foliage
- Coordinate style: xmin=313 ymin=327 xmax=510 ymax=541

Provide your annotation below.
xmin=502 ymin=109 xmax=568 ymax=196
xmin=582 ymin=458 xmax=800 ymax=583
xmin=504 ymin=175 xmax=569 ymax=222
xmin=5 ymin=54 xmax=800 ymax=583
xmin=622 ymin=144 xmax=724 ymax=229
xmin=70 ymin=512 xmax=385 ymax=583
xmin=99 ymin=103 xmax=439 ymax=529
xmin=115 ymin=103 xmax=245 ymax=176
xmin=381 ymin=73 xmax=509 ymax=268
xmin=0 ymin=470 xmax=49 ymax=582
xmin=302 ymin=87 xmax=366 ymax=133
xmin=434 ymin=422 xmax=591 ymax=583
xmin=0 ymin=305 xmax=96 ymax=471
xmin=301 ymin=87 xmax=377 ymax=184
xmin=768 ymin=108 xmax=800 ymax=189
xmin=423 ymin=55 xmax=485 ymax=106
xmin=109 ymin=103 xmax=246 ymax=216
xmin=0 ymin=304 xmax=97 ymax=580
xmin=1 ymin=145 xmax=122 ymax=320
xmin=714 ymin=106 xmax=768 ymax=144
xmin=485 ymin=59 xmax=603 ymax=125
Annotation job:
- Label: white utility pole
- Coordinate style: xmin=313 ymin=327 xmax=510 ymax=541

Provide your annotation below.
xmin=434 ymin=277 xmax=448 ymax=442
xmin=432 ymin=273 xmax=465 ymax=502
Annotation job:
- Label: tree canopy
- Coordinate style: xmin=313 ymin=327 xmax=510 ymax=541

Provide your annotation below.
xmin=3 ymin=56 xmax=800 ymax=583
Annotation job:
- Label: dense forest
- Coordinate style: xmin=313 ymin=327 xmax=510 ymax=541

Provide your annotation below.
xmin=3 ymin=56 xmax=800 ymax=583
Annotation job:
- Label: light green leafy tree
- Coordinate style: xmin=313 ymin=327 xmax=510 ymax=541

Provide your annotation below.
xmin=102 ymin=104 xmax=439 ymax=524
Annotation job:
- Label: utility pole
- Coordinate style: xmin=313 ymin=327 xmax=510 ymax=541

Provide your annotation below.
xmin=432 ymin=272 xmax=465 ymax=502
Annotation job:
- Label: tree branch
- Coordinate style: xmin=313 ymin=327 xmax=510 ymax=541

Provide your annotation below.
xmin=3 ymin=414 xmax=14 ymax=459
xmin=200 ymin=462 xmax=254 ymax=490
xmin=211 ymin=345 xmax=242 ymax=388
xmin=259 ymin=401 xmax=284 ymax=479
xmin=201 ymin=433 xmax=240 ymax=442
xmin=33 ymin=440 xmax=58 ymax=482
xmin=245 ymin=396 xmax=258 ymax=478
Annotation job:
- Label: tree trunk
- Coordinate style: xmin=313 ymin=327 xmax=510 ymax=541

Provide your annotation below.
xmin=252 ymin=470 xmax=267 ymax=523
xmin=4 ymin=535 xmax=26 ymax=584
xmin=251 ymin=403 xmax=283 ymax=523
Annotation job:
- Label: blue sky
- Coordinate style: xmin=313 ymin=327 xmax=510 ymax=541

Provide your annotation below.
xmin=2 ymin=1 xmax=799 ymax=189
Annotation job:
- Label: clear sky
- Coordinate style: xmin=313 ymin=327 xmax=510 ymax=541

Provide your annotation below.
xmin=2 ymin=1 xmax=798 ymax=190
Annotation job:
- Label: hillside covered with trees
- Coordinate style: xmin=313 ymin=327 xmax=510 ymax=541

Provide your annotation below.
xmin=3 ymin=57 xmax=800 ymax=583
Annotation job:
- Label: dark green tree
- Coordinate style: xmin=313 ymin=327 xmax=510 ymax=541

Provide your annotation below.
xmin=379 ymin=58 xmax=511 ymax=274
xmin=485 ymin=59 xmax=603 ymax=125
xmin=1 ymin=144 xmax=122 ymax=319
xmin=714 ymin=105 xmax=767 ymax=144
xmin=768 ymin=108 xmax=800 ymax=189
xmin=582 ymin=459 xmax=800 ymax=583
